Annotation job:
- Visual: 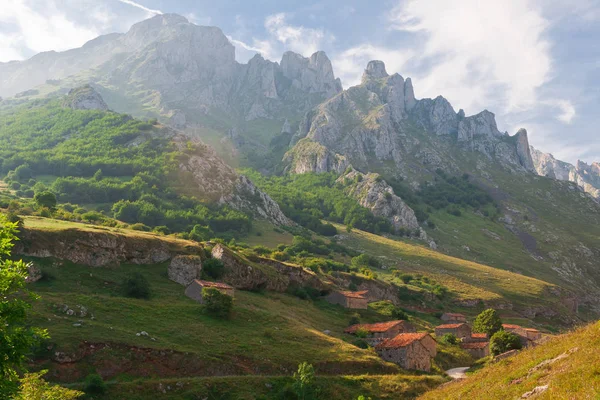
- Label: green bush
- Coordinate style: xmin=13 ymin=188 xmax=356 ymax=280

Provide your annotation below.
xmin=398 ymin=273 xmax=413 ymax=283
xmin=121 ymin=272 xmax=151 ymax=299
xmin=391 ymin=307 xmax=409 ymax=320
xmin=272 ymin=251 xmax=289 ymax=261
xmin=84 ymin=373 xmax=107 ymax=395
xmin=440 ymin=333 xmax=459 ymax=345
xmin=490 ymin=330 xmax=522 ymax=355
xmin=353 ymin=339 xmax=369 ymax=349
xmin=201 ymin=287 xmax=233 ymax=319
xmin=130 ymin=223 xmax=151 ymax=231
xmin=202 ymin=258 xmax=225 ymax=280
xmin=348 ymin=313 xmax=360 ymax=326
xmin=33 ymin=191 xmax=57 ymax=209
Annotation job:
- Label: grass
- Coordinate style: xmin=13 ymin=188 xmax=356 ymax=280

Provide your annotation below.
xmin=419 ymin=321 xmax=600 ymax=399
xmin=241 ymin=219 xmax=294 ymax=248
xmin=333 ymin=223 xmax=556 ymax=308
xmin=27 ymin=259 xmax=428 ymax=382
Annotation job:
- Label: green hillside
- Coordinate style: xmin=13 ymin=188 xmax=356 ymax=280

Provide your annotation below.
xmin=420 ymin=321 xmax=600 ymax=399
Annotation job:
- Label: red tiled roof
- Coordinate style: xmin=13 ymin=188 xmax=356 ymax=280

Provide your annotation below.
xmin=436 ymin=323 xmax=467 ymax=329
xmin=345 ymin=320 xmax=406 ymax=334
xmin=524 ymin=328 xmax=540 ymax=333
xmin=339 ymin=290 xmax=368 ymax=299
xmin=502 ymin=324 xmax=522 ymax=330
xmin=461 ymin=342 xmax=489 ymax=349
xmin=471 ymin=333 xmax=488 ymax=338
xmin=375 ymin=333 xmax=430 ymax=349
xmin=193 ymin=280 xmax=234 ymax=290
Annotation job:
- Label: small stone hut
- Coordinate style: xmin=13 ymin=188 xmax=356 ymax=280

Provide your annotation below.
xmin=440 ymin=312 xmax=467 ymax=323
xmin=326 ymin=290 xmax=368 ymax=309
xmin=502 ymin=324 xmax=540 ymax=347
xmin=460 ymin=341 xmax=490 ymax=359
xmin=185 ymin=279 xmax=235 ymax=304
xmin=375 ymin=333 xmax=437 ymax=372
xmin=435 ymin=323 xmax=472 ymax=340
xmin=345 ymin=320 xmax=416 ymax=346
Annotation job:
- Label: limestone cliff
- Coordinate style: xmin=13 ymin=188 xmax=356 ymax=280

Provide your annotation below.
xmin=62 ymin=85 xmax=108 ymax=111
xmin=336 ymin=169 xmax=420 ymax=233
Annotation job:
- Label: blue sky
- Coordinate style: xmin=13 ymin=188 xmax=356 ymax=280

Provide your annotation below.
xmin=1 ymin=0 xmax=599 ymax=164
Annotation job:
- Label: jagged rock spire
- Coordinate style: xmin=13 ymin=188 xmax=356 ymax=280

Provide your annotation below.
xmin=362 ymin=60 xmax=389 ymax=82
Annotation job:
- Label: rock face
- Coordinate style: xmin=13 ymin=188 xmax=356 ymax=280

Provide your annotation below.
xmin=531 ymin=147 xmax=600 ymax=199
xmin=14 ymin=227 xmax=203 ymax=267
xmin=174 ymin=136 xmax=292 ymax=226
xmin=337 ymin=169 xmax=420 ymax=233
xmin=514 ymin=129 xmax=535 ymax=172
xmin=280 ymin=51 xmax=342 ymax=98
xmin=168 ymin=255 xmax=203 ymax=285
xmin=62 ymin=85 xmax=108 ymax=111
xmin=457 ymin=110 xmax=503 ymax=142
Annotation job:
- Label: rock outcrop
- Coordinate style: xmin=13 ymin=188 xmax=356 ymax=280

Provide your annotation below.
xmin=457 ymin=110 xmax=503 ymax=142
xmin=62 ymin=85 xmax=108 ymax=111
xmin=337 ymin=169 xmax=420 ymax=233
xmin=210 ymin=244 xmax=328 ymax=292
xmin=168 ymin=255 xmax=203 ymax=285
xmin=173 ymin=136 xmax=292 ymax=225
xmin=14 ymin=227 xmax=203 ymax=267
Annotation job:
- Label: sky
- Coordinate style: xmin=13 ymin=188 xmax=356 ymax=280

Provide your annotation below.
xmin=0 ymin=0 xmax=598 ymax=164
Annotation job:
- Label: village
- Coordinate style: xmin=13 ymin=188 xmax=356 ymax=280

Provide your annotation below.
xmin=181 ymin=268 xmax=544 ymax=374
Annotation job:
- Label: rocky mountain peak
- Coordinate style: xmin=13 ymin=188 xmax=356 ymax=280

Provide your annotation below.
xmin=457 ymin=110 xmax=502 ymax=142
xmin=280 ymin=50 xmax=342 ymax=97
xmin=362 ymin=60 xmax=389 ymax=82
xmin=514 ymin=128 xmax=535 ymax=172
xmin=62 ymin=85 xmax=108 ymax=111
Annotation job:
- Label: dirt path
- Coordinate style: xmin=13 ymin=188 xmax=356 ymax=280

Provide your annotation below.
xmin=446 ymin=367 xmax=469 ymax=379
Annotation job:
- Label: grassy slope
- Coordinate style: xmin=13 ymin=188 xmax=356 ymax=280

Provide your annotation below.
xmin=331 ymin=223 xmax=558 ymax=310
xmin=419 ymin=321 xmax=600 ymax=400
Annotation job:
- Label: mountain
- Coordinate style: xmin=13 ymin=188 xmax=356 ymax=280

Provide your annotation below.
xmin=531 ymin=146 xmax=600 ymax=199
xmin=0 ymin=14 xmax=342 ymax=170
xmin=1 ymin=14 xmax=599 ymax=312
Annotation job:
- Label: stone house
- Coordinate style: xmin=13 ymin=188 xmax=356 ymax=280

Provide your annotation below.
xmin=460 ymin=341 xmax=490 ymax=359
xmin=440 ymin=313 xmax=467 ymax=323
xmin=375 ymin=333 xmax=437 ymax=372
xmin=185 ymin=279 xmax=235 ymax=303
xmin=326 ymin=290 xmax=368 ymax=309
xmin=502 ymin=324 xmax=541 ymax=347
xmin=345 ymin=320 xmax=416 ymax=346
xmin=435 ymin=323 xmax=472 ymax=340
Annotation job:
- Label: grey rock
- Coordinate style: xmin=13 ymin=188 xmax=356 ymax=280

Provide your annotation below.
xmin=62 ymin=85 xmax=108 ymax=111
xmin=168 ymin=255 xmax=203 ymax=286
xmin=457 ymin=110 xmax=502 ymax=142
xmin=362 ymin=60 xmax=389 ymax=82
xmin=514 ymin=128 xmax=535 ymax=172
xmin=411 ymin=96 xmax=458 ymax=135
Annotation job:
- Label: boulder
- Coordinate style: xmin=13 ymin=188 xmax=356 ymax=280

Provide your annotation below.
xmin=168 ymin=255 xmax=203 ymax=286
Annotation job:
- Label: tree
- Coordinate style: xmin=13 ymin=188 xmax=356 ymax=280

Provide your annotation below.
xmin=16 ymin=370 xmax=83 ymax=400
xmin=293 ymin=362 xmax=316 ymax=400
xmin=440 ymin=333 xmax=459 ymax=345
xmin=201 ymin=287 xmax=233 ymax=319
xmin=202 ymin=258 xmax=225 ymax=280
xmin=490 ymin=330 xmax=522 ymax=355
xmin=0 ymin=213 xmax=49 ymax=398
xmin=34 ymin=191 xmax=57 ymax=209
xmin=83 ymin=373 xmax=107 ymax=395
xmin=473 ymin=309 xmax=503 ymax=336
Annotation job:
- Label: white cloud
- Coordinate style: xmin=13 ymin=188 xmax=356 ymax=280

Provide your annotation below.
xmin=333 ymin=45 xmax=414 ymax=88
xmin=0 ymin=0 xmax=101 ymax=61
xmin=554 ymin=100 xmax=576 ymax=123
xmin=388 ymin=0 xmax=552 ymax=115
xmin=117 ymin=0 xmax=162 ymax=16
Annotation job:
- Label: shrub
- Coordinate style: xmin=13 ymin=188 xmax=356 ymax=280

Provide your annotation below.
xmin=130 ymin=223 xmax=151 ymax=231
xmin=34 ymin=191 xmax=57 ymax=209
xmin=391 ymin=307 xmax=409 ymax=320
xmin=473 ymin=309 xmax=503 ymax=336
xmin=252 ymin=245 xmax=271 ymax=255
xmin=490 ymin=330 xmax=522 ymax=355
xmin=353 ymin=339 xmax=369 ymax=349
xmin=6 ymin=212 xmax=23 ymax=227
xmin=202 ymin=258 xmax=225 ymax=280
xmin=348 ymin=313 xmax=360 ymax=326
xmin=272 ymin=251 xmax=289 ymax=261
xmin=354 ymin=327 xmax=369 ymax=338
xmin=152 ymin=225 xmax=170 ymax=235
xmin=440 ymin=333 xmax=459 ymax=345
xmin=398 ymin=273 xmax=413 ymax=284
xmin=81 ymin=211 xmax=104 ymax=222
xmin=201 ymin=287 xmax=233 ymax=319
xmin=84 ymin=373 xmax=107 ymax=395
xmin=10 ymin=182 xmax=21 ymax=190
xmin=293 ymin=362 xmax=315 ymax=400
xmin=121 ymin=272 xmax=151 ymax=299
